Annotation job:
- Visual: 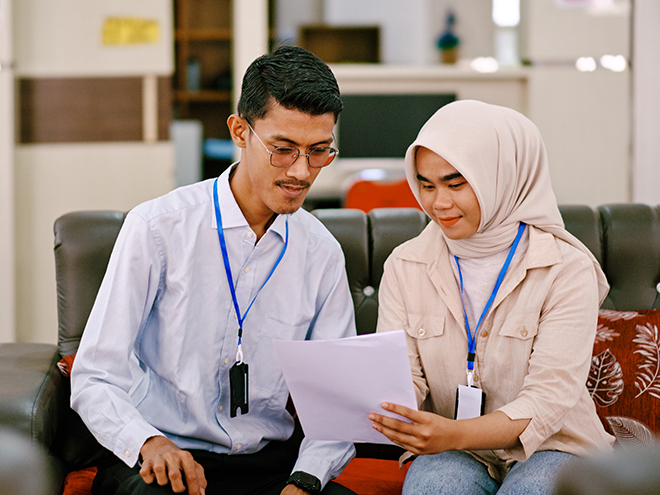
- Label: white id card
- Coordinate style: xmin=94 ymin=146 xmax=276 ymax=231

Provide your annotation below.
xmin=454 ymin=385 xmax=486 ymax=420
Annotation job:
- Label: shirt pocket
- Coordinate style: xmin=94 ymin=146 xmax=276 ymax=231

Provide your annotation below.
xmin=250 ymin=317 xmax=309 ymax=396
xmin=498 ymin=314 xmax=539 ymax=341
xmin=405 ymin=313 xmax=446 ymax=340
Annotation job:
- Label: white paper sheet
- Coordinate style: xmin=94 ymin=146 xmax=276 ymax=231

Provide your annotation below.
xmin=273 ymin=330 xmax=417 ymax=444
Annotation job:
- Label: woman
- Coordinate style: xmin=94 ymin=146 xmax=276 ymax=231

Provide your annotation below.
xmin=369 ymin=100 xmax=614 ymax=494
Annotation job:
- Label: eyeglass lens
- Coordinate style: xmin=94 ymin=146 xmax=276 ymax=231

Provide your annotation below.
xmin=271 ymin=147 xmax=337 ymax=168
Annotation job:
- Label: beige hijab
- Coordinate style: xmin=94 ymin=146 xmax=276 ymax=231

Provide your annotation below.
xmin=404 ymin=99 xmax=608 ymax=303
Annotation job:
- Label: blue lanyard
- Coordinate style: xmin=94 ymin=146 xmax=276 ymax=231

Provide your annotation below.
xmin=454 ymin=223 xmax=526 ymax=382
xmin=213 ymin=178 xmax=289 ymax=362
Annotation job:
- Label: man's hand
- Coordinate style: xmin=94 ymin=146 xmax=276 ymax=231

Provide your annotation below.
xmin=139 ymin=436 xmax=207 ymax=495
xmin=281 ymin=484 xmax=309 ymax=495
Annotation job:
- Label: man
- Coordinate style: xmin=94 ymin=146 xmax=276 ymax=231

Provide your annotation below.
xmin=71 ymin=46 xmax=357 ymax=495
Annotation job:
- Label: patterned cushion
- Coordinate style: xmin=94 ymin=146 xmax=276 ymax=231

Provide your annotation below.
xmin=588 ymin=309 xmax=660 ymax=448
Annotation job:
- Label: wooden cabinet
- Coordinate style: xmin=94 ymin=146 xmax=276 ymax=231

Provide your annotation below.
xmin=173 ymin=0 xmax=233 ymax=143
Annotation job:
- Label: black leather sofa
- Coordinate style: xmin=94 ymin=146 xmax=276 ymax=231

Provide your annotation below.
xmin=1 ymin=204 xmax=660 ymax=494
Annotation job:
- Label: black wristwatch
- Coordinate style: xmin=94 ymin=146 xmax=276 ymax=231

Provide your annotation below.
xmin=287 ymin=471 xmax=322 ymax=494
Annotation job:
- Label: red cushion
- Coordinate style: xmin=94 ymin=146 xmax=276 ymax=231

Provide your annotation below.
xmin=62 ymin=466 xmax=96 ymax=495
xmin=334 ymin=458 xmax=410 ymax=495
xmin=589 ymin=309 xmax=660 ymax=442
xmin=343 ymin=179 xmax=422 ymax=213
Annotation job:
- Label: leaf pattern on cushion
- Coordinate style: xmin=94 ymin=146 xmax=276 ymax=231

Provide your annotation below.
xmin=595 ymin=310 xmax=638 ymax=343
xmin=606 ymin=416 xmax=655 ymax=450
xmin=598 ymin=309 xmax=642 ymax=321
xmin=595 ymin=323 xmax=620 ymax=343
xmin=588 ymin=349 xmax=624 ymax=406
xmin=634 ymin=322 xmax=660 ymax=399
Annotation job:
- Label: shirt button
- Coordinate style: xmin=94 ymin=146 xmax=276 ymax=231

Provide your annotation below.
xmin=124 ymin=450 xmax=130 ymax=457
xmin=244 ymin=267 xmax=250 ymax=274
xmin=481 ymin=331 xmax=488 ymax=338
xmin=247 ymin=232 xmax=254 ymax=238
xmin=520 ymin=329 xmax=528 ymax=337
xmin=224 ymin=358 xmax=230 ymax=365
xmin=218 ymin=405 xmax=224 ymax=412
xmin=236 ymin=444 xmax=242 ymax=451
xmin=418 ymin=328 xmax=426 ymax=336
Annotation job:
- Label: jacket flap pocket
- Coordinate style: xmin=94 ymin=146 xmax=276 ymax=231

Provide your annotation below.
xmin=498 ymin=314 xmax=538 ymax=340
xmin=405 ymin=314 xmax=445 ymax=340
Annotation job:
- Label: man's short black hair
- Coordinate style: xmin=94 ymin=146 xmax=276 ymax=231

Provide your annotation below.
xmin=237 ymin=46 xmax=343 ymax=123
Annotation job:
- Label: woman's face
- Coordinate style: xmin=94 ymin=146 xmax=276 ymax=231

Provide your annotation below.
xmin=416 ymin=146 xmax=481 ymax=240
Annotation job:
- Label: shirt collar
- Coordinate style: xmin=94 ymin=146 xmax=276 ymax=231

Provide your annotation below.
xmin=210 ymin=163 xmax=289 ymax=241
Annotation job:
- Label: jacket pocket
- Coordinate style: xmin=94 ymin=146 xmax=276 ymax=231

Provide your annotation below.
xmin=405 ymin=314 xmax=446 ymax=340
xmin=498 ymin=314 xmax=539 ymax=340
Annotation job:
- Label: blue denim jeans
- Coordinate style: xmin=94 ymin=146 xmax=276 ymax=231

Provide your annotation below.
xmin=402 ymin=450 xmax=576 ymax=495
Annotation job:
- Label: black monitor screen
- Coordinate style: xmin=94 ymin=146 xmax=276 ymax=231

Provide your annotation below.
xmin=337 ymin=93 xmax=456 ymax=158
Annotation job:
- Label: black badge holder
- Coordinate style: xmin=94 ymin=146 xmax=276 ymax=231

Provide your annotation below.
xmin=230 ymin=328 xmax=249 ymax=418
xmin=230 ymin=361 xmax=249 ymax=417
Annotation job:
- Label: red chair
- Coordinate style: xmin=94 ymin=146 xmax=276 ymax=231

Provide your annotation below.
xmin=342 ymin=169 xmax=422 ymax=213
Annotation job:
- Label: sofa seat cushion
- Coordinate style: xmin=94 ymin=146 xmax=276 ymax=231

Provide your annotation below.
xmin=589 ymin=309 xmax=660 ymax=445
xmin=62 ymin=467 xmax=97 ymax=495
xmin=335 ymin=457 xmax=410 ymax=495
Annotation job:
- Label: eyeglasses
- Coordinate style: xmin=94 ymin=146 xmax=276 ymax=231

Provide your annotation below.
xmin=246 ymin=121 xmax=338 ymax=168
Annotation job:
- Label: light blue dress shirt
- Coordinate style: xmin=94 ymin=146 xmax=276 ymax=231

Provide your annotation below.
xmin=71 ymin=166 xmax=357 ymax=486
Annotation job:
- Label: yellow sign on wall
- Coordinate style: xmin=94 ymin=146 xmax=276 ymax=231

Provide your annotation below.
xmin=102 ymin=18 xmax=160 ymax=45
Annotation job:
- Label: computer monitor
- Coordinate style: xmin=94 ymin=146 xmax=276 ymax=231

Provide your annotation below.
xmin=337 ymin=93 xmax=456 ymax=158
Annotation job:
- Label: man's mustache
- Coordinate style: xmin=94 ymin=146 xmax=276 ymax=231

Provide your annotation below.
xmin=274 ymin=180 xmax=311 ymax=188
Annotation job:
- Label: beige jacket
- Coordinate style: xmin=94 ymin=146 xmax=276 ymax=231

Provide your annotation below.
xmin=377 ymin=222 xmax=614 ymax=479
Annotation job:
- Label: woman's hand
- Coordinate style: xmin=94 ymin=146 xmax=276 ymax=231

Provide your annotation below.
xmin=369 ymin=403 xmax=531 ymax=455
xmin=369 ymin=402 xmax=457 ymax=455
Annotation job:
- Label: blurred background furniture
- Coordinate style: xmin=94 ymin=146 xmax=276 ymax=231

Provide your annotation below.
xmin=341 ymin=169 xmax=422 ymax=212
xmin=553 ymin=441 xmax=660 ymax=495
xmin=1 ymin=204 xmax=659 ymax=494
xmin=0 ymin=427 xmax=56 ymax=495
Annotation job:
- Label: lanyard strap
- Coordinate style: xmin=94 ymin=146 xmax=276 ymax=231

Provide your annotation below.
xmin=213 ymin=178 xmax=289 ymax=362
xmin=455 ymin=222 xmax=526 ymax=381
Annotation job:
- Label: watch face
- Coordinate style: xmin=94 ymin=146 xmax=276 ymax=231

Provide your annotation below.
xmin=289 ymin=471 xmax=321 ymax=492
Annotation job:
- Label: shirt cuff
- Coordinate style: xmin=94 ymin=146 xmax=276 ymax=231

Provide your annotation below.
xmin=113 ymin=418 xmax=164 ymax=467
xmin=497 ymin=403 xmax=539 ymax=461
xmin=292 ymin=441 xmax=355 ymax=488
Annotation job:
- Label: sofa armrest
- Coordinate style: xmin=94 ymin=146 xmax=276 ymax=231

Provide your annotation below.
xmin=0 ymin=343 xmax=65 ymax=450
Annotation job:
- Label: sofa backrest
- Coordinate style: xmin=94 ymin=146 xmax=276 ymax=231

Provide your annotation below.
xmin=53 ymin=205 xmax=660 ymax=357
xmin=54 ymin=211 xmax=126 ymax=357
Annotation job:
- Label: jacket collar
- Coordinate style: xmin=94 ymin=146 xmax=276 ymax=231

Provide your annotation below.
xmin=396 ymin=222 xmax=563 ymax=270
xmin=395 ymin=222 xmax=564 ymax=326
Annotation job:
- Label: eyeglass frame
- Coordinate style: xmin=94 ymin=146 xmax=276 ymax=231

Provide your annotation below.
xmin=244 ymin=119 xmax=339 ymax=169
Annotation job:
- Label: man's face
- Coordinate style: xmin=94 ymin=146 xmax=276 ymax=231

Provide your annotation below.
xmin=230 ymin=104 xmax=336 ymax=219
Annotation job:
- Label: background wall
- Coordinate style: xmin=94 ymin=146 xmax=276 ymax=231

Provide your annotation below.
xmin=307 ymin=0 xmax=632 ymax=207
xmin=12 ymin=0 xmax=176 ymax=344
xmin=632 ymin=0 xmax=660 ymax=204
xmin=0 ymin=0 xmax=15 ymax=342
xmin=322 ymin=0 xmax=494 ymax=65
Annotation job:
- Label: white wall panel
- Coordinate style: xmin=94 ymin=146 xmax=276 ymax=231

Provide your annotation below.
xmin=14 ymin=142 xmax=175 ymax=344
xmin=14 ymin=0 xmax=173 ymax=77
